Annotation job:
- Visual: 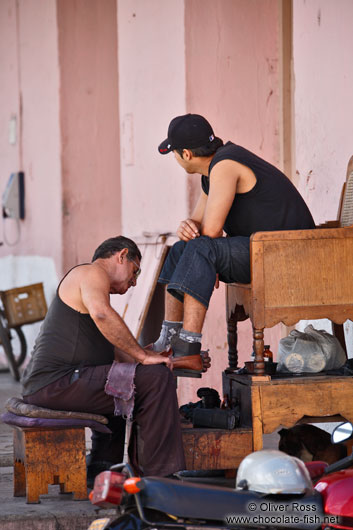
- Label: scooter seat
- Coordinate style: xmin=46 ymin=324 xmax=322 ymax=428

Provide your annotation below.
xmin=140 ymin=478 xmax=323 ymax=528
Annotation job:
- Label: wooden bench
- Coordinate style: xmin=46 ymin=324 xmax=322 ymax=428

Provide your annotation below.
xmin=13 ymin=424 xmax=87 ymax=503
xmin=1 ymin=399 xmax=110 ymax=503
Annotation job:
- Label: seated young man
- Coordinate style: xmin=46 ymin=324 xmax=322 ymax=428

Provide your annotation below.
xmin=153 ymin=114 xmax=315 ymax=370
xmin=21 ymin=236 xmax=186 ymax=483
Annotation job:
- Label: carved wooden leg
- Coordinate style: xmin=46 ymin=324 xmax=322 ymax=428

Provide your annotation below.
xmin=226 ymin=314 xmax=239 ymax=369
xmin=226 ymin=285 xmax=239 ymax=369
xmin=225 ymin=285 xmax=249 ymax=370
xmin=253 ymin=327 xmax=265 ymax=375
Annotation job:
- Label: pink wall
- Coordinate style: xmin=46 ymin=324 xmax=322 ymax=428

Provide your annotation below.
xmin=0 ymin=0 xmax=121 ymax=276
xmin=293 ymin=0 xmax=353 ymax=223
xmin=0 ymin=0 xmax=20 ymax=197
xmin=117 ymin=0 xmax=187 ymax=237
xmin=186 ymin=0 xmax=281 ymax=160
xmin=57 ymin=0 xmax=121 ymax=272
xmin=0 ymin=0 xmax=62 ymax=269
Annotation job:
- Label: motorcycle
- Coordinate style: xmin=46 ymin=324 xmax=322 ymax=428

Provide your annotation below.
xmin=87 ymin=421 xmax=353 ymax=530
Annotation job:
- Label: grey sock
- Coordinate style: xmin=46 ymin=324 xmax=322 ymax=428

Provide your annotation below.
xmin=179 ymin=328 xmax=202 ymax=344
xmin=153 ymin=320 xmax=182 ymax=351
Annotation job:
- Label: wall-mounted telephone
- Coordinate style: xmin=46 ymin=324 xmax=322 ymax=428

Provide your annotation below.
xmin=2 ymin=172 xmax=25 ymax=219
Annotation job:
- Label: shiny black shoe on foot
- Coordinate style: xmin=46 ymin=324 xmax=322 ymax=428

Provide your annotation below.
xmin=169 ymin=336 xmax=203 ymax=378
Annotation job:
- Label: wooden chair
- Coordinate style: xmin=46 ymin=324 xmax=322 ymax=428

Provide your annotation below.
xmin=226 ymin=156 xmax=353 ymax=375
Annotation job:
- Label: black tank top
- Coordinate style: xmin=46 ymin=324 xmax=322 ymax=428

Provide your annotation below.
xmin=202 ymin=142 xmax=315 ymax=237
xmin=22 ymin=267 xmax=114 ymax=396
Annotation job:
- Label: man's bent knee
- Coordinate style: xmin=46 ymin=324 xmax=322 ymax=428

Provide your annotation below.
xmin=135 ymin=364 xmax=174 ymax=387
xmin=184 ymin=235 xmax=215 ymax=252
xmin=169 ymin=240 xmax=186 ymax=258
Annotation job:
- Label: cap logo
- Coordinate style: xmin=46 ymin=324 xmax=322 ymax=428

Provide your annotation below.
xmin=209 ymin=134 xmax=214 ymax=142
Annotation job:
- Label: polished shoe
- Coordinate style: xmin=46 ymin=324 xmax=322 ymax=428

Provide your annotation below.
xmin=169 ymin=336 xmax=203 ymax=377
xmin=171 ymin=354 xmax=203 ymax=372
xmin=159 ymin=350 xmax=203 ymax=376
xmin=170 ymin=335 xmax=201 ymax=357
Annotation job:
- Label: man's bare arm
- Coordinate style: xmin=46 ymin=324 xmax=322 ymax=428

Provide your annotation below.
xmin=200 ymin=160 xmax=240 ymax=238
xmin=114 ymin=347 xmax=136 ymax=363
xmin=177 ymin=190 xmax=208 ymax=241
xmin=80 ymin=267 xmax=169 ymax=366
xmin=191 ymin=189 xmax=208 ymax=222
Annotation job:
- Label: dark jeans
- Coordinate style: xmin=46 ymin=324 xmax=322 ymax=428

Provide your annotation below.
xmin=23 ymin=363 xmax=185 ymax=476
xmin=159 ymin=235 xmax=250 ymax=308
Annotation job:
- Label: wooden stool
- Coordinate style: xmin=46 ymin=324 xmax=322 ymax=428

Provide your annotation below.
xmin=13 ymin=425 xmax=87 ymax=503
xmin=182 ymin=426 xmax=252 ymax=470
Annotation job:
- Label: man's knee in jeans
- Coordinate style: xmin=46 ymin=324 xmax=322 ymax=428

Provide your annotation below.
xmin=170 ymin=236 xmax=215 ymax=261
xmin=169 ymin=240 xmax=187 ymax=262
xmin=184 ymin=235 xmax=215 ymax=254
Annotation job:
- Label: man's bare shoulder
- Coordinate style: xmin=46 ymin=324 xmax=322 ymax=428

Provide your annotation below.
xmin=62 ymin=262 xmax=108 ymax=286
xmin=59 ymin=263 xmax=109 ymax=312
xmin=210 ymin=158 xmax=256 ymax=193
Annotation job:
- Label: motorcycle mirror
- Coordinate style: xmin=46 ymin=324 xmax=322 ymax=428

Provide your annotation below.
xmin=331 ymin=421 xmax=353 ymax=444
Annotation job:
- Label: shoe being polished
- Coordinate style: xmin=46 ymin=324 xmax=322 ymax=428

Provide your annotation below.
xmin=169 ymin=335 xmax=203 ymax=374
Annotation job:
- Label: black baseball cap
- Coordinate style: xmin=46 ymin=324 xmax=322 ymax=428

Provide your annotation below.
xmin=158 ymin=114 xmax=215 ymax=154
